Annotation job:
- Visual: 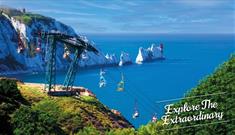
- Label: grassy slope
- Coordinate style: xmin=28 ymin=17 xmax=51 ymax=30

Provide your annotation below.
xmin=17 ymin=83 xmax=133 ymax=134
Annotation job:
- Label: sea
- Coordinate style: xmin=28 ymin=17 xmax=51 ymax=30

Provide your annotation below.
xmin=10 ymin=34 xmax=235 ymax=127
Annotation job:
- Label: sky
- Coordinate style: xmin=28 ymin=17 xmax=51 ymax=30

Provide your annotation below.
xmin=0 ymin=0 xmax=234 ymax=34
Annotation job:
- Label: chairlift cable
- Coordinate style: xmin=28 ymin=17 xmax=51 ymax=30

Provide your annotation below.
xmin=86 ymin=52 xmax=158 ymax=114
xmin=107 ymin=69 xmax=158 ymax=112
xmin=78 ymin=49 xmax=160 ymax=117
xmin=106 ymin=72 xmax=155 ymax=115
xmin=115 ymin=67 xmax=162 ymax=113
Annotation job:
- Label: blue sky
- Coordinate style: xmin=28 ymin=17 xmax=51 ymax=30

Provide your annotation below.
xmin=0 ymin=0 xmax=234 ymax=34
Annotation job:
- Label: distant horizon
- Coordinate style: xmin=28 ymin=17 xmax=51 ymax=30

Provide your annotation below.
xmin=81 ymin=32 xmax=235 ymax=35
xmin=0 ymin=0 xmax=234 ymax=34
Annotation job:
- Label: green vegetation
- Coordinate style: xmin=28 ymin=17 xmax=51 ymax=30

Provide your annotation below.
xmin=13 ymin=13 xmax=52 ymax=25
xmin=13 ymin=14 xmax=31 ymax=25
xmin=0 ymin=78 xmax=132 ymax=135
xmin=76 ymin=126 xmax=100 ymax=135
xmin=12 ymin=106 xmax=63 ymax=135
xmin=106 ymin=128 xmax=136 ymax=135
xmin=171 ymin=54 xmax=235 ymax=134
xmin=0 ymin=77 xmax=21 ymax=99
xmin=0 ymin=7 xmax=51 ymax=25
xmin=0 ymin=78 xmax=28 ymax=134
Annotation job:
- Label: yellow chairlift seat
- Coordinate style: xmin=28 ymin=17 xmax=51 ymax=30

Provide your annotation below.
xmin=63 ymin=51 xmax=70 ymax=59
xmin=117 ymin=73 xmax=124 ymax=91
xmin=117 ymin=80 xmax=124 ymax=91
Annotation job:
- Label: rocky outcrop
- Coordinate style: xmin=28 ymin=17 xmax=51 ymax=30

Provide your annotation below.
xmin=135 ymin=44 xmax=164 ymax=64
xmin=105 ymin=53 xmax=118 ymax=65
xmin=119 ymin=51 xmax=132 ymax=66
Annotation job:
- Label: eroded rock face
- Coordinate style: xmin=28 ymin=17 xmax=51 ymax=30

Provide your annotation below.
xmin=0 ymin=8 xmax=118 ymax=74
xmin=136 ymin=44 xmax=164 ymax=64
xmin=105 ymin=53 xmax=118 ymax=65
xmin=119 ymin=51 xmax=132 ymax=66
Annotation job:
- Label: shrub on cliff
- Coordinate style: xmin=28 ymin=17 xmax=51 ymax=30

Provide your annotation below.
xmin=105 ymin=128 xmax=136 ymax=135
xmin=75 ymin=125 xmax=100 ymax=135
xmin=0 ymin=78 xmax=27 ymax=134
xmin=0 ymin=77 xmax=21 ymax=99
xmin=11 ymin=106 xmax=64 ymax=135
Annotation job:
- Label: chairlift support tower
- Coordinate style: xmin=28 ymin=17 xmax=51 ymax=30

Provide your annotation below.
xmin=36 ymin=31 xmax=98 ymax=93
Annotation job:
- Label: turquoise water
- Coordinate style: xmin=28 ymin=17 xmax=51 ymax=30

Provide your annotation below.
xmin=12 ymin=34 xmax=235 ymax=127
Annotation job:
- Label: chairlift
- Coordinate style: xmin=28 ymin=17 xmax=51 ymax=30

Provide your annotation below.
xmin=17 ymin=47 xmax=24 ymax=54
xmin=100 ymin=68 xmax=105 ymax=76
xmin=35 ymin=47 xmax=41 ymax=52
xmin=35 ymin=31 xmax=42 ymax=53
xmin=151 ymin=113 xmax=158 ymax=122
xmin=81 ymin=53 xmax=89 ymax=60
xmin=99 ymin=69 xmax=106 ymax=88
xmin=63 ymin=51 xmax=70 ymax=59
xmin=63 ymin=44 xmax=71 ymax=59
xmin=132 ymin=110 xmax=139 ymax=119
xmin=99 ymin=76 xmax=106 ymax=88
xmin=132 ymin=100 xmax=139 ymax=119
xmin=117 ymin=73 xmax=124 ymax=91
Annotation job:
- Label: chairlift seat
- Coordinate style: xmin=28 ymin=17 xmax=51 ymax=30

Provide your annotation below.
xmin=35 ymin=47 xmax=41 ymax=52
xmin=152 ymin=116 xmax=157 ymax=122
xmin=17 ymin=47 xmax=24 ymax=54
xmin=132 ymin=111 xmax=139 ymax=119
xmin=99 ymin=81 xmax=106 ymax=88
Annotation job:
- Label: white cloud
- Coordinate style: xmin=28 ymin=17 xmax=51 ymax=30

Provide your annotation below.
xmin=177 ymin=0 xmax=226 ymax=7
xmin=78 ymin=0 xmax=122 ymax=10
xmin=157 ymin=15 xmax=178 ymax=23
xmin=191 ymin=18 xmax=215 ymax=23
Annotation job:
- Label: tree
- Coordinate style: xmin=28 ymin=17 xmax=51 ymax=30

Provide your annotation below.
xmin=11 ymin=106 xmax=63 ymax=135
xmin=106 ymin=128 xmax=136 ymax=135
xmin=75 ymin=126 xmax=100 ymax=135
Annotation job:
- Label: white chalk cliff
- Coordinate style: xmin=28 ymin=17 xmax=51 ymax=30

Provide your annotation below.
xmin=119 ymin=51 xmax=132 ymax=66
xmin=0 ymin=8 xmax=118 ymax=74
xmin=135 ymin=44 xmax=164 ymax=64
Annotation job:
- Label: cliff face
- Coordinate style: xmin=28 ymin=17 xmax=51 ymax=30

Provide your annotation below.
xmin=135 ymin=44 xmax=164 ymax=64
xmin=0 ymin=8 xmax=118 ymax=74
xmin=0 ymin=15 xmax=26 ymax=71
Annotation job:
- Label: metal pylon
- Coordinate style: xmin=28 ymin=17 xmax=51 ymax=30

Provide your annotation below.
xmin=44 ymin=36 xmax=56 ymax=92
xmin=63 ymin=48 xmax=83 ymax=91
